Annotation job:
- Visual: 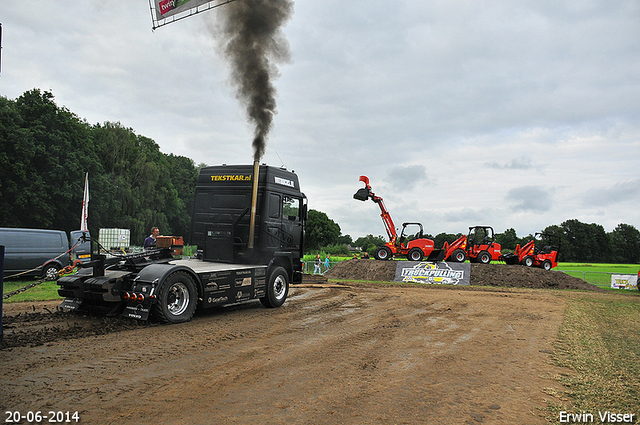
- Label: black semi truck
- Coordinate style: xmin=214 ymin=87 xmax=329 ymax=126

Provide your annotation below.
xmin=57 ymin=164 xmax=307 ymax=323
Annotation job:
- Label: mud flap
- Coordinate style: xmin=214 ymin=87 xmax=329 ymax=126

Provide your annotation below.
xmin=122 ymin=304 xmax=151 ymax=321
xmin=60 ymin=298 xmax=82 ymax=311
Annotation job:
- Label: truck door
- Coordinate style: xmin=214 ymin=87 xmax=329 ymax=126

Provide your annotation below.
xmin=282 ymin=195 xmax=303 ymax=250
xmin=265 ymin=193 xmax=302 ymax=250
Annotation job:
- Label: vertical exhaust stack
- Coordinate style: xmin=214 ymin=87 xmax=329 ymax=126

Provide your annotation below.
xmin=248 ymin=159 xmax=259 ymax=251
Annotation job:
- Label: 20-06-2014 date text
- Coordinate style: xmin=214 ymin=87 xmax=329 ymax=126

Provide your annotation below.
xmin=5 ymin=411 xmax=80 ymax=423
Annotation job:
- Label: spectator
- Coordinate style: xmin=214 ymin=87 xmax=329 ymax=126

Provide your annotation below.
xmin=313 ymin=254 xmax=322 ymax=274
xmin=144 ymin=227 xmax=159 ymax=250
xmin=324 ymin=254 xmax=331 ymax=273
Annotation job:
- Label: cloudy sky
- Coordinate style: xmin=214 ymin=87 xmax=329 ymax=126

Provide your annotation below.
xmin=2 ymin=0 xmax=639 ymax=240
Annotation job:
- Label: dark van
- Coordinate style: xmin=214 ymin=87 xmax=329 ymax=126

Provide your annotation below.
xmin=69 ymin=230 xmax=92 ymax=263
xmin=0 ymin=228 xmax=90 ymax=280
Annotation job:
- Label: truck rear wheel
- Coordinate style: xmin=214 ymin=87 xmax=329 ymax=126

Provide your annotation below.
xmin=408 ymin=248 xmax=424 ymax=261
xmin=260 ymin=266 xmax=289 ymax=308
xmin=153 ymin=271 xmax=197 ymax=323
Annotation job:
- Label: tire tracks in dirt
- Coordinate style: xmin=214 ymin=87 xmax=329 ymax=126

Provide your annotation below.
xmin=1 ymin=284 xmax=567 ymax=424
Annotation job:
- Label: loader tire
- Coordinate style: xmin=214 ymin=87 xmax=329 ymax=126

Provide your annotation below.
xmin=260 ymin=266 xmax=289 ymax=308
xmin=153 ymin=271 xmax=197 ymax=323
xmin=521 ymin=256 xmax=534 ymax=267
xmin=542 ymin=260 xmax=552 ymax=271
xmin=452 ymin=249 xmax=466 ymax=263
xmin=478 ymin=251 xmax=492 ymax=264
xmin=374 ymin=247 xmax=392 ymax=261
xmin=408 ymin=248 xmax=424 ymax=261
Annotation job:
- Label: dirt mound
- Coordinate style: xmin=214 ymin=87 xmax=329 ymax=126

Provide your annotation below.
xmin=325 ymin=259 xmax=604 ymax=291
xmin=325 ymin=259 xmax=397 ymax=282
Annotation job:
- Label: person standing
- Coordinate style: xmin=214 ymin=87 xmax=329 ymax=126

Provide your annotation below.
xmin=313 ymin=254 xmax=322 ymax=274
xmin=144 ymin=227 xmax=159 ymax=250
xmin=324 ymin=254 xmax=330 ymax=274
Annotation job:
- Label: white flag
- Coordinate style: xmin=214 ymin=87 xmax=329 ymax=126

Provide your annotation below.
xmin=81 ymin=172 xmax=89 ymax=232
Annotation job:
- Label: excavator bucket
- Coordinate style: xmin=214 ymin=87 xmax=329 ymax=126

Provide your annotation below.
xmin=354 ymin=175 xmax=372 ymax=201
xmin=353 ymin=187 xmax=370 ymax=201
xmin=426 ymin=249 xmax=446 ymax=261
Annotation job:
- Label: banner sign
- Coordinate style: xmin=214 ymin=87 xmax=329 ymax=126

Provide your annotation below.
xmin=394 ymin=261 xmax=471 ymax=286
xmin=149 ymin=0 xmax=235 ymax=29
xmin=610 ymin=274 xmax=638 ymax=290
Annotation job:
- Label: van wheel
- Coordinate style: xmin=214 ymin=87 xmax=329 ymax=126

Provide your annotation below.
xmin=42 ymin=263 xmax=60 ymax=281
xmin=260 ymin=267 xmax=289 ymax=308
xmin=153 ymin=271 xmax=197 ymax=323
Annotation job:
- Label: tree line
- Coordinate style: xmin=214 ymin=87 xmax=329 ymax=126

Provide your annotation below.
xmin=2 ymin=89 xmax=638 ymax=263
xmin=0 ymin=89 xmax=198 ymax=245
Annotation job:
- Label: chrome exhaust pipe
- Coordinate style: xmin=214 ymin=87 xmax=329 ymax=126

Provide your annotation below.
xmin=248 ymin=160 xmax=259 ymax=250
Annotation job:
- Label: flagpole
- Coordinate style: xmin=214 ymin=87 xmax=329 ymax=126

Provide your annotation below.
xmin=81 ymin=172 xmax=89 ymax=232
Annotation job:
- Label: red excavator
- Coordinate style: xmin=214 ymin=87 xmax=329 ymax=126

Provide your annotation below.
xmin=502 ymin=232 xmax=560 ymax=270
xmin=354 ymin=176 xmax=443 ymax=261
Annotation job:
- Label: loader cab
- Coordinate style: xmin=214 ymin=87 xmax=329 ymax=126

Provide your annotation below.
xmin=466 ymin=226 xmax=502 ymax=264
xmin=190 ymin=164 xmax=307 ymax=268
xmin=467 ymin=226 xmax=495 ymax=247
xmin=398 ymin=223 xmax=424 ymax=247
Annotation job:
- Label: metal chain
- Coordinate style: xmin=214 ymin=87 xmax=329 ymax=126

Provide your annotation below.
xmin=3 ymin=278 xmax=48 ymax=300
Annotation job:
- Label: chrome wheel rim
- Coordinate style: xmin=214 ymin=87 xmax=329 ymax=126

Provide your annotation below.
xmin=167 ymin=282 xmax=190 ymax=316
xmin=273 ymin=274 xmax=286 ymax=301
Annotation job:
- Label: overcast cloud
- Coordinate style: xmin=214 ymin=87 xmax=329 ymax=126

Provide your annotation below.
xmin=2 ymin=0 xmax=639 ymax=240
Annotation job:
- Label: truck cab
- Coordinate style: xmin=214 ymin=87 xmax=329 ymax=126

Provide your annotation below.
xmin=191 ymin=164 xmax=306 ymax=277
xmin=58 ymin=164 xmax=307 ymax=323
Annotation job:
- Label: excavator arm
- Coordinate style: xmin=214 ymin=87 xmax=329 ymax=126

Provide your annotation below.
xmin=353 ymin=175 xmax=397 ymax=244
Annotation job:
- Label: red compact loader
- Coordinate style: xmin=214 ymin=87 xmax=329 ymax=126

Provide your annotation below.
xmin=502 ymin=232 xmax=560 ymax=270
xmin=429 ymin=226 xmax=503 ymax=264
xmin=354 ymin=176 xmax=443 ymax=261
xmin=465 ymin=226 xmax=503 ymax=264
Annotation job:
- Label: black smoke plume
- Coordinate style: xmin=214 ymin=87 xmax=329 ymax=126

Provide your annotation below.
xmin=215 ymin=0 xmax=294 ymax=161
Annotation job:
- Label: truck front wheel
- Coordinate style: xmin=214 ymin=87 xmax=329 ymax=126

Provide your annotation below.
xmin=153 ymin=271 xmax=197 ymax=323
xmin=260 ymin=266 xmax=289 ymax=308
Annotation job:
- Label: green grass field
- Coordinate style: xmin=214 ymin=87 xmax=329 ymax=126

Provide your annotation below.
xmin=556 ymin=262 xmax=640 ymax=274
xmin=2 ymin=279 xmax=64 ymax=303
xmin=546 ymin=291 xmax=640 ymax=421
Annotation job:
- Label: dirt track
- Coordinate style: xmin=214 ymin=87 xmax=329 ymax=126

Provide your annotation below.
xmin=1 ymin=279 xmax=570 ymax=424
